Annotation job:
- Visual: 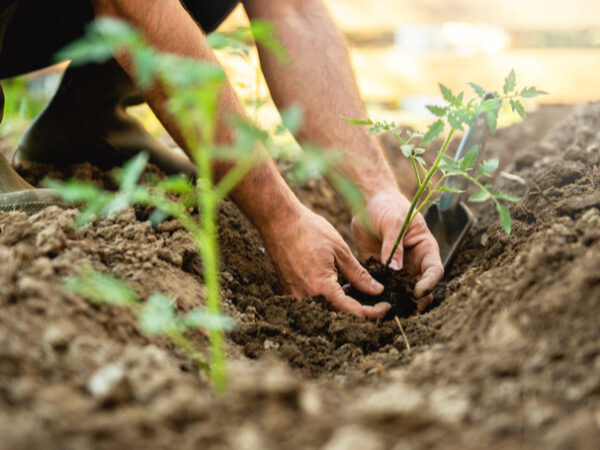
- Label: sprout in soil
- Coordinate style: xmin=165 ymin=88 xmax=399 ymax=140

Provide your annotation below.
xmin=345 ymin=70 xmax=546 ymax=267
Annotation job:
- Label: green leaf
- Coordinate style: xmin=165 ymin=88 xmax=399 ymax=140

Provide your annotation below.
xmin=115 ymin=152 xmax=149 ymax=192
xmin=439 ymin=154 xmax=463 ymax=175
xmin=510 ymin=99 xmax=526 ymax=119
xmin=447 ymin=113 xmax=464 ymax=131
xmin=469 ymin=189 xmax=491 ymax=202
xmin=156 ymin=176 xmax=193 ymax=194
xmin=478 ymin=158 xmax=499 ymax=176
xmin=460 ymin=145 xmax=479 ymax=169
xmin=401 ymin=144 xmax=415 ymax=158
xmin=497 ymin=203 xmax=512 ymax=234
xmin=43 ymin=179 xmax=104 ymax=203
xmin=138 ymin=293 xmax=177 ymax=335
xmin=500 ymin=171 xmax=526 ymax=184
xmin=469 ymin=82 xmax=485 ymax=98
xmin=503 ymin=69 xmax=516 ymax=95
xmin=280 ymin=105 xmax=303 ymax=134
xmin=495 ymin=190 xmax=521 ymax=202
xmin=440 ymin=186 xmax=464 ymax=194
xmin=183 ymin=309 xmax=236 ymax=331
xmin=415 ymin=156 xmax=427 ymax=166
xmin=480 ymin=99 xmax=501 ymax=134
xmin=520 ymin=86 xmax=548 ymax=98
xmin=413 ymin=148 xmax=425 ymax=155
xmin=426 ymin=105 xmax=447 ymax=117
xmin=64 ymin=268 xmax=138 ymax=306
xmin=439 ymin=83 xmax=454 ymax=104
xmin=342 ymin=117 xmax=373 ymax=126
xmin=421 ymin=119 xmax=444 ymax=145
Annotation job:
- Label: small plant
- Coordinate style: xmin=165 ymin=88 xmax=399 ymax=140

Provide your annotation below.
xmin=346 ymin=70 xmax=546 ymax=266
xmin=64 ymin=267 xmax=234 ymax=372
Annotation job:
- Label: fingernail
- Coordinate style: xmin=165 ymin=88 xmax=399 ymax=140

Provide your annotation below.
xmin=370 ymin=278 xmax=384 ymax=293
xmin=390 ymin=260 xmax=400 ymax=270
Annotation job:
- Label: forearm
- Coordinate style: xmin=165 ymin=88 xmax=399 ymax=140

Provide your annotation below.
xmin=244 ymin=0 xmax=398 ymax=198
xmin=91 ymin=0 xmax=303 ymax=231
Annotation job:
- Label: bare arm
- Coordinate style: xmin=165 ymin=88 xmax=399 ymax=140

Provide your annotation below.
xmin=90 ymin=0 xmax=389 ymax=318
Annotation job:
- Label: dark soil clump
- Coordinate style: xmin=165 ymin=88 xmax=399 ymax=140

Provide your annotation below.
xmin=345 ymin=257 xmax=417 ymax=318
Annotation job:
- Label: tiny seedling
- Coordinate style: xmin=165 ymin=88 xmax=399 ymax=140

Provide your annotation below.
xmin=346 ymin=70 xmax=546 ymax=266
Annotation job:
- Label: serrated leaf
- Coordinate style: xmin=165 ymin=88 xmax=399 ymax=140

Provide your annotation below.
xmin=469 ymin=189 xmax=491 ymax=202
xmin=461 ymin=145 xmax=479 ymax=169
xmin=495 ymin=190 xmax=521 ymax=202
xmin=421 ymin=119 xmax=444 ymax=145
xmin=503 ymin=69 xmax=516 ymax=95
xmin=440 ymin=186 xmax=465 ymax=194
xmin=426 ymin=105 xmax=447 ymax=117
xmin=64 ymin=268 xmax=138 ymax=306
xmin=342 ymin=117 xmax=373 ymax=126
xmin=447 ymin=113 xmax=464 ymax=131
xmin=510 ymin=99 xmax=526 ymax=119
xmin=183 ymin=309 xmax=236 ymax=331
xmin=500 ymin=171 xmax=526 ymax=184
xmin=415 ymin=156 xmax=426 ymax=166
xmin=439 ymin=83 xmax=454 ymax=104
xmin=455 ymin=92 xmax=464 ymax=106
xmin=479 ymin=158 xmax=499 ymax=176
xmin=497 ymin=203 xmax=512 ymax=234
xmin=138 ymin=293 xmax=177 ymax=335
xmin=401 ymin=144 xmax=414 ymax=158
xmin=520 ymin=86 xmax=548 ymax=98
xmin=469 ymin=82 xmax=485 ymax=98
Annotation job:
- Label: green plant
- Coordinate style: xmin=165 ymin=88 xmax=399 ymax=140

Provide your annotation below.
xmin=346 ymin=70 xmax=546 ymax=266
xmin=47 ymin=18 xmax=362 ymax=390
xmin=64 ymin=267 xmax=234 ymax=372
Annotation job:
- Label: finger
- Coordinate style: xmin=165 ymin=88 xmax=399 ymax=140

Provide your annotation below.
xmin=351 ymin=218 xmax=380 ymax=262
xmin=414 ymin=252 xmax=444 ymax=298
xmin=322 ymin=283 xmax=390 ymax=320
xmin=381 ymin=234 xmax=404 ymax=271
xmin=417 ymin=294 xmax=433 ymax=313
xmin=336 ymin=247 xmax=384 ymax=296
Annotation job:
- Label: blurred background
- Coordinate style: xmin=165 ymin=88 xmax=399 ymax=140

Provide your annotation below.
xmin=1 ymin=0 xmax=599 ymax=141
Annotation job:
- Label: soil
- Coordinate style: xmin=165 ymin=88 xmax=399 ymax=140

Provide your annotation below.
xmin=1 ymin=103 xmax=600 ymax=449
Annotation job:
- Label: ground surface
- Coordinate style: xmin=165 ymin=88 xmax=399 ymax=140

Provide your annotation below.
xmin=1 ymin=103 xmax=599 ymax=449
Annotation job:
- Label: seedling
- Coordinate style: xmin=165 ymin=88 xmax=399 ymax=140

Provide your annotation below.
xmin=64 ymin=268 xmax=235 ymax=372
xmin=346 ymin=70 xmax=546 ymax=266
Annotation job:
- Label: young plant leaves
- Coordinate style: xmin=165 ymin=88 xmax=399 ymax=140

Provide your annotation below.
xmin=504 ymin=69 xmax=516 ymax=95
xmin=520 ymin=86 xmax=548 ymax=98
xmin=495 ymin=190 xmax=521 ymax=202
xmin=460 ymin=145 xmax=479 ymax=169
xmin=426 ymin=105 xmax=447 ymax=117
xmin=421 ymin=119 xmax=444 ymax=145
xmin=510 ymin=99 xmax=526 ymax=119
xmin=468 ymin=189 xmax=491 ymax=202
xmin=478 ymin=158 xmax=499 ymax=177
xmin=497 ymin=203 xmax=512 ymax=234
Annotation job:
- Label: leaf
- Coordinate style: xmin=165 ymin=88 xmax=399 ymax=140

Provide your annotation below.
xmin=401 ymin=144 xmax=414 ymax=158
xmin=520 ymin=86 xmax=548 ymax=98
xmin=503 ymin=69 xmax=516 ymax=95
xmin=510 ymin=99 xmax=526 ymax=119
xmin=439 ymin=83 xmax=454 ymax=104
xmin=138 ymin=293 xmax=177 ymax=335
xmin=439 ymin=153 xmax=463 ymax=174
xmin=500 ymin=171 xmax=526 ymax=184
xmin=497 ymin=203 xmax=512 ymax=234
xmin=43 ymin=179 xmax=104 ymax=203
xmin=280 ymin=105 xmax=303 ymax=134
xmin=183 ymin=309 xmax=236 ymax=332
xmin=447 ymin=113 xmax=464 ymax=131
xmin=156 ymin=176 xmax=193 ymax=194
xmin=115 ymin=152 xmax=149 ymax=192
xmin=440 ymin=186 xmax=464 ymax=194
xmin=469 ymin=82 xmax=485 ymax=98
xmin=426 ymin=105 xmax=447 ymax=117
xmin=415 ymin=156 xmax=426 ymax=166
xmin=469 ymin=189 xmax=491 ymax=202
xmin=495 ymin=190 xmax=521 ymax=202
xmin=421 ymin=119 xmax=444 ymax=146
xmin=480 ymin=99 xmax=501 ymax=134
xmin=64 ymin=268 xmax=138 ymax=306
xmin=342 ymin=117 xmax=373 ymax=126
xmin=460 ymin=145 xmax=479 ymax=169
xmin=478 ymin=158 xmax=499 ymax=176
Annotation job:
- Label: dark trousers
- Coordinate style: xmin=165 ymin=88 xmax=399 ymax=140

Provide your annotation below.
xmin=0 ymin=0 xmax=239 ymax=79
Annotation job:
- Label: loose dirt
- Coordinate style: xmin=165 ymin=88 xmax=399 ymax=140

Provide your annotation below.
xmin=1 ymin=103 xmax=599 ymax=449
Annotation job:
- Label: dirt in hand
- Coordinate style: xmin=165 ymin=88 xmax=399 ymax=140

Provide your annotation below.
xmin=345 ymin=257 xmax=417 ymax=318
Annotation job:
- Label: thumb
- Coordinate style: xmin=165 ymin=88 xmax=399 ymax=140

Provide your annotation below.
xmin=336 ymin=247 xmax=384 ymax=296
xmin=381 ymin=234 xmax=404 ymax=271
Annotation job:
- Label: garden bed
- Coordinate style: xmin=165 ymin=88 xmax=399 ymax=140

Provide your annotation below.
xmin=1 ymin=103 xmax=599 ymax=449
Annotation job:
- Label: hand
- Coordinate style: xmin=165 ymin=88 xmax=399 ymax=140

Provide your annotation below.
xmin=262 ymin=204 xmax=391 ymax=320
xmin=351 ymin=189 xmax=444 ymax=311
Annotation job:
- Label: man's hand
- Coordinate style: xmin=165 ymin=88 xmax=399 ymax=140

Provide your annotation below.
xmin=351 ymin=189 xmax=444 ymax=311
xmin=262 ymin=204 xmax=391 ymax=320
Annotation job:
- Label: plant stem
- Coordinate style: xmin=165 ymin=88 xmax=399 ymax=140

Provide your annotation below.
xmin=385 ymin=129 xmax=456 ymax=267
